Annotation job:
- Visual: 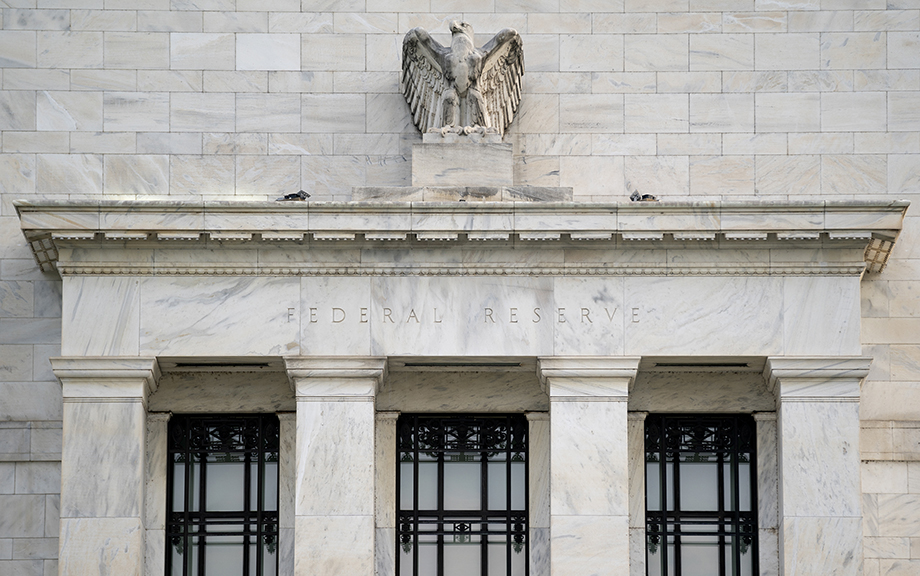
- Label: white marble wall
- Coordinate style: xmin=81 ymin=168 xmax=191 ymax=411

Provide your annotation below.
xmin=51 ymin=357 xmax=160 ymax=576
xmin=627 ymin=412 xmax=647 ymax=576
xmin=375 ymin=411 xmax=398 ymax=576
xmin=527 ymin=412 xmax=550 ymax=576
xmin=285 ymin=357 xmax=385 ymax=575
xmin=62 ymin=273 xmax=864 ymax=360
xmin=539 ymin=357 xmax=639 ymax=576
xmin=766 ymin=357 xmax=872 ymax=576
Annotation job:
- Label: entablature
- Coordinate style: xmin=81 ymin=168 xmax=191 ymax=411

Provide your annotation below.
xmin=16 ymin=199 xmax=908 ymax=277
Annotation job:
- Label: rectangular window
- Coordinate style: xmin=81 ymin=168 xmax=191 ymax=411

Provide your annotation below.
xmin=645 ymin=414 xmax=757 ymax=576
xmin=167 ymin=414 xmax=280 ymax=576
xmin=397 ymin=414 xmax=529 ymax=576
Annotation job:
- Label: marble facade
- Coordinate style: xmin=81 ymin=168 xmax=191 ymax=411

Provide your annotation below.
xmin=3 ymin=3 xmax=920 ymax=575
xmin=11 ymin=198 xmax=908 ymax=575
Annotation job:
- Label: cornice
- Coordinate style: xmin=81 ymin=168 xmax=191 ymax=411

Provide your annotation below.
xmin=15 ymin=199 xmax=908 ymax=276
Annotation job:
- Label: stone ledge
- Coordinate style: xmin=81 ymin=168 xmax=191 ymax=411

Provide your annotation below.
xmin=352 ymin=186 xmax=573 ymax=202
xmin=14 ymin=199 xmax=909 ymax=276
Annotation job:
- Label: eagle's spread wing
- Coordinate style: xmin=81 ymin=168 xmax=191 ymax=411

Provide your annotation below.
xmin=402 ymin=28 xmax=451 ymax=134
xmin=478 ymin=29 xmax=523 ymax=135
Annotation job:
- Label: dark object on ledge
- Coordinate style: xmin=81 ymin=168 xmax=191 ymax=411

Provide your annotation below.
xmin=630 ymin=190 xmax=658 ymax=202
xmin=276 ymin=190 xmax=310 ymax=201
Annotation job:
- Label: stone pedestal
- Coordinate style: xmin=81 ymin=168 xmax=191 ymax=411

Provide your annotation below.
xmin=538 ymin=357 xmax=640 ymax=576
xmin=284 ymin=357 xmax=387 ymax=575
xmin=412 ymin=141 xmax=513 ymax=187
xmin=51 ymin=357 xmax=160 ymax=576
xmin=765 ymin=357 xmax=872 ymax=576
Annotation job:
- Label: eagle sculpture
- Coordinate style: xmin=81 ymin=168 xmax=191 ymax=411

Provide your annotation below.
xmin=401 ymin=21 xmax=523 ymax=136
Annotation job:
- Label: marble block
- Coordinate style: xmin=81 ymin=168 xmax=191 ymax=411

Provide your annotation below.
xmin=550 ymin=400 xmax=629 ymax=516
xmin=411 ymin=142 xmax=513 ymax=187
xmin=551 ymin=515 xmax=630 ymax=576
xmin=295 ymin=401 xmax=375 ymax=516
xmin=294 ymin=515 xmax=374 ymax=575
xmin=60 ymin=401 xmax=146 ymax=519
xmin=352 ymin=185 xmax=573 ymax=202
xmin=59 ymin=517 xmax=144 ymax=576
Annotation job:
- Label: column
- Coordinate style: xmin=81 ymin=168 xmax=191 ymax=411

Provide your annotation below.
xmin=375 ymin=411 xmax=399 ymax=576
xmin=51 ymin=357 xmax=161 ymax=576
xmin=537 ymin=356 xmax=640 ymax=576
xmin=284 ymin=357 xmax=387 ymax=575
xmin=627 ymin=411 xmax=647 ymax=576
xmin=144 ymin=412 xmax=170 ymax=576
xmin=527 ymin=412 xmax=550 ymax=576
xmin=754 ymin=412 xmax=780 ymax=576
xmin=764 ymin=357 xmax=872 ymax=576
xmin=278 ymin=412 xmax=297 ymax=576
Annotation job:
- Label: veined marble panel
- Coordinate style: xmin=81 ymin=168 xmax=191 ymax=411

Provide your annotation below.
xmin=528 ymin=415 xmax=551 ymax=530
xmin=139 ymin=276 xmax=300 ymax=356
xmin=629 ymin=372 xmax=774 ymax=412
xmin=369 ymin=276 xmax=554 ymax=357
xmin=376 ymin=371 xmax=548 ymax=412
xmin=624 ymin=276 xmax=784 ymax=356
xmin=60 ymin=401 xmax=145 ymax=519
xmin=551 ymin=400 xmax=628 ymax=517
xmin=552 ymin=277 xmax=626 ymax=356
xmin=783 ymin=276 xmax=861 ymax=356
xmin=59 ymin=517 xmax=144 ymax=576
xmin=375 ymin=527 xmax=395 ymax=576
xmin=551 ymin=515 xmax=630 ymax=576
xmin=756 ymin=416 xmax=780 ymax=530
xmin=145 ymin=528 xmax=165 ymax=576
xmin=301 ymin=277 xmax=371 ymax=356
xmin=627 ymin=414 xmax=646 ymax=529
xmin=144 ymin=414 xmax=168 ymax=532
xmin=148 ymin=371 xmax=295 ymax=412
xmin=781 ymin=517 xmax=862 ymax=576
xmin=531 ymin=527 xmax=550 ymax=576
xmin=295 ymin=401 xmax=374 ymax=516
xmin=629 ymin=527 xmax=646 ymax=576
xmin=778 ymin=401 xmax=860 ymax=517
xmin=375 ymin=414 xmax=397 ymax=529
xmin=62 ymin=276 xmax=139 ymax=356
xmin=294 ymin=516 xmax=374 ymax=575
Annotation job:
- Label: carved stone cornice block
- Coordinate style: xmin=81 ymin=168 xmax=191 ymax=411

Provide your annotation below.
xmin=15 ymin=199 xmax=908 ymax=277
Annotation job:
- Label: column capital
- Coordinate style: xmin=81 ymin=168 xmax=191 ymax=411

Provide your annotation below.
xmin=537 ymin=356 xmax=640 ymax=399
xmin=283 ymin=356 xmax=387 ymax=398
xmin=51 ymin=356 xmax=161 ymax=404
xmin=764 ymin=356 xmax=872 ymax=402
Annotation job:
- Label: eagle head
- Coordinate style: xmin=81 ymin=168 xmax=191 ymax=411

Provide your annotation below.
xmin=449 ymin=20 xmax=474 ymax=41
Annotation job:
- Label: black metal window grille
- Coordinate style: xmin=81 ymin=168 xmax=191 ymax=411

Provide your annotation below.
xmin=397 ymin=414 xmax=529 ymax=576
xmin=645 ymin=414 xmax=757 ymax=576
xmin=166 ymin=414 xmax=280 ymax=576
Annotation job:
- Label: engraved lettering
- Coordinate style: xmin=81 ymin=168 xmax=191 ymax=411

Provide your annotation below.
xmin=581 ymin=308 xmax=592 ymax=323
xmin=407 ymin=309 xmax=420 ymax=323
xmin=605 ymin=307 xmax=618 ymax=321
xmin=384 ymin=308 xmax=394 ymax=323
xmin=485 ymin=308 xmax=495 ymax=323
xmin=310 ymin=307 xmax=318 ymax=323
xmin=532 ymin=308 xmax=541 ymax=323
xmin=433 ymin=307 xmax=443 ymax=324
xmin=510 ymin=307 xmax=518 ymax=323
xmin=360 ymin=308 xmax=368 ymax=323
xmin=632 ymin=307 xmax=640 ymax=323
xmin=332 ymin=307 xmax=346 ymax=323
xmin=557 ymin=308 xmax=565 ymax=323
xmin=287 ymin=307 xmax=295 ymax=322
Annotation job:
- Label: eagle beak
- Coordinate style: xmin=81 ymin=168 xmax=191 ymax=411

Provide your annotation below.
xmin=449 ymin=20 xmax=461 ymax=33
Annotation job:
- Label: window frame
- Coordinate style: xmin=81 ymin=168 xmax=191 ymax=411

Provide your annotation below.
xmin=396 ymin=413 xmax=530 ymax=576
xmin=166 ymin=413 xmax=281 ymax=576
xmin=644 ymin=413 xmax=758 ymax=576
